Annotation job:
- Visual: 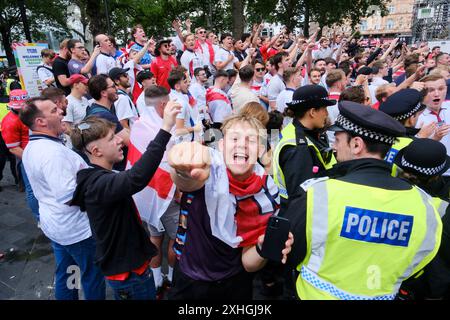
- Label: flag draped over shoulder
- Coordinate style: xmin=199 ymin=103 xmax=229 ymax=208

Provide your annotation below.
xmin=205 ymin=149 xmax=280 ymax=248
xmin=126 ymin=112 xmax=176 ymax=230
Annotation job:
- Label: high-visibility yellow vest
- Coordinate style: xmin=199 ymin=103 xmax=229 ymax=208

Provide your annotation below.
xmin=273 ymin=123 xmax=336 ymax=199
xmin=5 ymin=78 xmax=14 ymax=96
xmin=296 ymin=178 xmax=442 ymax=300
xmin=384 ymin=137 xmax=413 ymax=177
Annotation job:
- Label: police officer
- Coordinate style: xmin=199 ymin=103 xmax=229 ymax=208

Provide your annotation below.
xmin=394 ymin=138 xmax=450 ymax=299
xmin=379 ymin=89 xmax=428 ymax=170
xmin=285 ymin=101 xmax=443 ymax=300
xmin=273 ymin=85 xmax=336 ymax=208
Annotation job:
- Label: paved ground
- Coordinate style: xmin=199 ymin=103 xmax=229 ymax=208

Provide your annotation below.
xmin=0 ymin=167 xmax=55 ymax=300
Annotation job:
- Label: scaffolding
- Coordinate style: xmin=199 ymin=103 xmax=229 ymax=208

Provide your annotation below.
xmin=412 ymin=0 xmax=450 ymax=42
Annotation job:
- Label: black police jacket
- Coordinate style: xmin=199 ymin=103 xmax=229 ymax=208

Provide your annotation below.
xmin=279 ymin=119 xmax=332 ymax=207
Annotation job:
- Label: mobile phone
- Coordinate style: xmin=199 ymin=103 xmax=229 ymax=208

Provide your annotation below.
xmin=259 ymin=216 xmax=290 ymax=262
xmin=438 ymin=121 xmax=445 ymax=127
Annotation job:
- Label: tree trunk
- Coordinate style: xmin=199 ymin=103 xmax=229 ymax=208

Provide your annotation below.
xmin=231 ymin=0 xmax=245 ymax=40
xmin=303 ymin=2 xmax=310 ymax=37
xmin=84 ymin=0 xmax=108 ymax=42
xmin=285 ymin=0 xmax=296 ymax=32
xmin=18 ymin=0 xmax=32 ymax=42
xmin=0 ymin=27 xmax=15 ymax=66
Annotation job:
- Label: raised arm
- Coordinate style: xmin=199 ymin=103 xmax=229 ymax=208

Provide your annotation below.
xmin=80 ymin=45 xmax=101 ymax=74
xmin=168 ymin=141 xmax=211 ymax=192
xmin=132 ymin=38 xmax=154 ymax=65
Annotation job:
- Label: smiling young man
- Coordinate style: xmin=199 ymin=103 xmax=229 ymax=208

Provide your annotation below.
xmin=69 ymin=100 xmax=181 ymax=300
xmin=167 ymin=114 xmax=292 ymax=300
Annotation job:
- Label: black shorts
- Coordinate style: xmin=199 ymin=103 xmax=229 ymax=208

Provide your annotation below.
xmin=168 ymin=263 xmax=254 ymax=300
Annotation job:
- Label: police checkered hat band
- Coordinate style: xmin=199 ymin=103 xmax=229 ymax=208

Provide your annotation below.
xmin=401 ymin=156 xmax=447 ymax=176
xmin=289 ymin=97 xmax=333 ymax=105
xmin=394 ymin=102 xmax=423 ymax=121
xmin=335 ymin=114 xmax=396 ymax=144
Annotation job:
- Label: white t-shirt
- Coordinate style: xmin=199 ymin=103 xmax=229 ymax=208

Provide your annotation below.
xmin=172 ymin=36 xmax=184 ymax=51
xmin=63 ymin=95 xmax=89 ymax=124
xmin=276 ymin=88 xmax=294 ymax=127
xmin=171 ymin=89 xmax=200 ymax=142
xmin=229 ymin=77 xmax=259 ymax=113
xmin=135 ymin=91 xmax=150 ymax=118
xmin=95 ymin=53 xmax=118 ymax=75
xmin=215 ymin=47 xmax=238 ymax=71
xmin=123 ymin=60 xmax=142 ymax=95
xmin=369 ymin=77 xmax=390 ymax=104
xmin=22 ymin=136 xmax=91 ymax=245
xmin=171 ymin=90 xmax=199 ymax=127
xmin=416 ymin=102 xmax=450 ymax=175
xmin=275 ymin=88 xmax=294 ymax=114
xmin=114 ymin=90 xmax=139 ymax=127
xmin=206 ymin=87 xmax=233 ymax=123
xmin=189 ymin=82 xmax=207 ymax=108
xmin=195 ymin=41 xmax=215 ymax=70
xmin=267 ymin=74 xmax=286 ymax=101
xmin=181 ymin=50 xmax=203 ymax=79
xmin=37 ymin=64 xmax=54 ymax=89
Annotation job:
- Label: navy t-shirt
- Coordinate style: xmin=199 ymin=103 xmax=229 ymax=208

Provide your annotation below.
xmin=176 ymin=187 xmax=243 ymax=282
xmin=86 ymin=103 xmax=123 ymax=133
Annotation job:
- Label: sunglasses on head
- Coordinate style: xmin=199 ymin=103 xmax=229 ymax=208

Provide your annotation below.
xmin=77 ymin=122 xmax=92 ymax=154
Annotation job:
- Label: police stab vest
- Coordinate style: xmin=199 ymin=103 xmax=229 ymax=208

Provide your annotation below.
xmin=273 ymin=122 xmax=336 ymax=199
xmin=296 ymin=178 xmax=442 ymax=300
xmin=384 ymin=137 xmax=413 ymax=177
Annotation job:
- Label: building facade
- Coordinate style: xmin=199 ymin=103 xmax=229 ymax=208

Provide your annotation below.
xmin=359 ymin=0 xmax=415 ymax=39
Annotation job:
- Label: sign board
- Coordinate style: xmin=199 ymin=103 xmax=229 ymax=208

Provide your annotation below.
xmin=418 ymin=7 xmax=435 ymax=19
xmin=12 ymin=43 xmax=49 ymax=97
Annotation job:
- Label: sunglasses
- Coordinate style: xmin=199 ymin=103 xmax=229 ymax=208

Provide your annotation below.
xmin=255 ymin=68 xmax=266 ymax=72
xmin=198 ymin=30 xmax=206 ymax=34
xmin=77 ymin=122 xmax=92 ymax=154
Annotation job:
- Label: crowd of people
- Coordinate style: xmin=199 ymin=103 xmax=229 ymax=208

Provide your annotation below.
xmin=1 ymin=17 xmax=450 ymax=300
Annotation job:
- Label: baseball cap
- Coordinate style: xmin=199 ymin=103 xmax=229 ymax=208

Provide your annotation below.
xmin=69 ymin=74 xmax=89 ymax=85
xmin=109 ymin=67 xmax=130 ymax=80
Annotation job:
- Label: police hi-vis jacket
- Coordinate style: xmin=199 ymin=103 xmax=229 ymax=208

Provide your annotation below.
xmin=273 ymin=122 xmax=336 ymax=200
xmin=296 ymin=177 xmax=442 ymax=300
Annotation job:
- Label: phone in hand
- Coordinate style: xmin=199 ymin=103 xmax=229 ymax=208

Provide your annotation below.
xmin=259 ymin=216 xmax=290 ymax=262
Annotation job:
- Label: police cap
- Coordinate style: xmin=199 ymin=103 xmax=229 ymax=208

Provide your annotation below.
xmin=329 ymin=101 xmax=406 ymax=144
xmin=286 ymin=85 xmax=336 ymax=111
xmin=394 ymin=138 xmax=450 ymax=177
xmin=379 ymin=89 xmax=425 ymax=121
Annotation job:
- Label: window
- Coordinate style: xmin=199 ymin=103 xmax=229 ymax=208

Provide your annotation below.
xmin=360 ymin=20 xmax=368 ymax=31
xmin=388 ymin=5 xmax=395 ymax=14
xmin=386 ymin=19 xmax=394 ymax=29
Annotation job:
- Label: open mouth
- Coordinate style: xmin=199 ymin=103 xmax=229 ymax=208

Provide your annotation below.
xmin=233 ymin=153 xmax=249 ymax=164
xmin=433 ymin=98 xmax=441 ymax=103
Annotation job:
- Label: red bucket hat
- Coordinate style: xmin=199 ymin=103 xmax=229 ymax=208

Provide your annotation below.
xmin=8 ymin=89 xmax=29 ymax=110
